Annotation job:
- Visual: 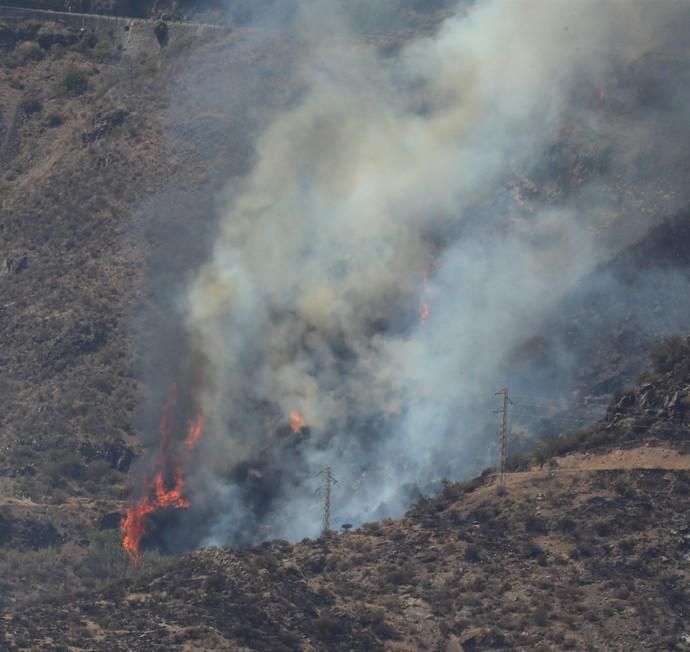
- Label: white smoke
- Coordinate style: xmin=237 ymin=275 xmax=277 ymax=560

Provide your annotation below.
xmin=177 ymin=0 xmax=689 ymax=543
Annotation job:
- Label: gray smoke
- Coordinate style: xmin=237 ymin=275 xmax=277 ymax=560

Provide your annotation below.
xmin=169 ymin=0 xmax=690 ymax=544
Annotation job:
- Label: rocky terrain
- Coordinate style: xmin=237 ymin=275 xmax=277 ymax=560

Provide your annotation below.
xmin=1 ymin=2 xmax=690 ymax=650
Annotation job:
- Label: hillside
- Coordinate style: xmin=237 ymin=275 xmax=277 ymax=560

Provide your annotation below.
xmin=1 ymin=2 xmax=690 ymax=650
xmin=2 ymin=439 xmax=689 ymax=650
xmin=0 ymin=5 xmax=294 ymax=605
xmin=504 ymin=207 xmax=690 ymax=447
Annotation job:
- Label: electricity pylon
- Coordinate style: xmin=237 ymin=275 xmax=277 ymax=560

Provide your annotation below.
xmin=495 ymin=388 xmax=513 ymax=488
xmin=316 ymin=465 xmax=337 ymax=535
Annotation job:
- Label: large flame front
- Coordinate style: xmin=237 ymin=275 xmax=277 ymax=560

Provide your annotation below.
xmin=121 ymin=390 xmax=204 ymax=563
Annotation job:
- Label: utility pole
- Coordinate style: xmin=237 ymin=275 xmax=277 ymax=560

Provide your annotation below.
xmin=316 ymin=465 xmax=337 ymax=535
xmin=495 ymin=388 xmax=513 ymax=488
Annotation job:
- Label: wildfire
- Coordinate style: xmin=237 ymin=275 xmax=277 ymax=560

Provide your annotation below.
xmin=420 ymin=267 xmax=432 ymax=323
xmin=121 ymin=390 xmax=204 ymax=563
xmin=289 ymin=410 xmax=305 ymax=432
xmin=184 ymin=414 xmax=205 ymax=449
xmin=420 ymin=300 xmax=430 ymax=322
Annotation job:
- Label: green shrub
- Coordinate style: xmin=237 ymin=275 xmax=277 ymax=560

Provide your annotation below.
xmin=57 ymin=66 xmax=88 ymax=96
xmin=154 ymin=20 xmax=169 ymax=47
xmin=93 ymin=43 xmax=115 ymax=63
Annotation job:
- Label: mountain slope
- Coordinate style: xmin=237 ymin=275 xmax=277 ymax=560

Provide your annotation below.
xmin=2 ymin=440 xmax=688 ymax=651
xmin=2 ymin=5 xmax=690 ymax=650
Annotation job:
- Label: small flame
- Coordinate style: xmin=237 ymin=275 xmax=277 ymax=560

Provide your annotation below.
xmin=598 ymin=88 xmax=607 ymax=103
xmin=420 ymin=300 xmax=430 ymax=322
xmin=420 ymin=266 xmax=432 ymax=323
xmin=185 ymin=414 xmax=205 ymax=449
xmin=121 ymin=390 xmax=204 ymax=563
xmin=289 ymin=410 xmax=305 ymax=432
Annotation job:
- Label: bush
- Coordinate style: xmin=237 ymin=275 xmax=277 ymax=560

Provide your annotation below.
xmin=57 ymin=66 xmax=88 ymax=96
xmin=464 ymin=544 xmax=481 ymax=563
xmin=45 ymin=111 xmax=64 ymax=127
xmin=19 ymin=95 xmax=42 ymax=115
xmin=93 ymin=43 xmax=115 ymax=63
xmin=46 ymin=451 xmax=85 ymax=485
xmin=313 ymin=615 xmax=347 ymax=642
xmin=72 ymin=31 xmax=97 ymax=52
xmin=154 ymin=20 xmax=169 ymax=47
xmin=524 ymin=515 xmax=547 ymax=534
xmin=383 ymin=564 xmax=416 ymax=586
xmin=15 ymin=41 xmax=43 ymax=63
xmin=524 ymin=542 xmax=548 ymax=566
xmin=204 ymin=573 xmax=226 ymax=592
xmin=594 ymin=520 xmax=612 ymax=537
xmin=558 ymin=516 xmax=576 ymax=533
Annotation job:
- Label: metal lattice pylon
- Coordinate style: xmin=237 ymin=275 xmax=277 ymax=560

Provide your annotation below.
xmin=316 ymin=465 xmax=337 ymax=535
xmin=495 ymin=388 xmax=513 ymax=488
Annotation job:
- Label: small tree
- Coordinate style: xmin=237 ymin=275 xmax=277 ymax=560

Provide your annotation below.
xmin=154 ymin=20 xmax=169 ymax=47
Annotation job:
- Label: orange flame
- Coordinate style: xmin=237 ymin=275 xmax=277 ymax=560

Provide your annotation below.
xmin=121 ymin=390 xmax=204 ymax=563
xmin=185 ymin=414 xmax=205 ymax=449
xmin=289 ymin=410 xmax=305 ymax=432
xmin=420 ymin=267 xmax=432 ymax=323
xmin=420 ymin=300 xmax=430 ymax=322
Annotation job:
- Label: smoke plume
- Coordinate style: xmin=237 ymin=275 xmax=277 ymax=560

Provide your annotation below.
xmin=142 ymin=0 xmax=690 ymax=547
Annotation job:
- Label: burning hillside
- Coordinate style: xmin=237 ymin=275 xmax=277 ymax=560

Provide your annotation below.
xmin=2 ymin=1 xmax=690 ymax=647
xmin=121 ymin=390 xmax=205 ymax=561
xmin=115 ymin=0 xmax=690 ymax=555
